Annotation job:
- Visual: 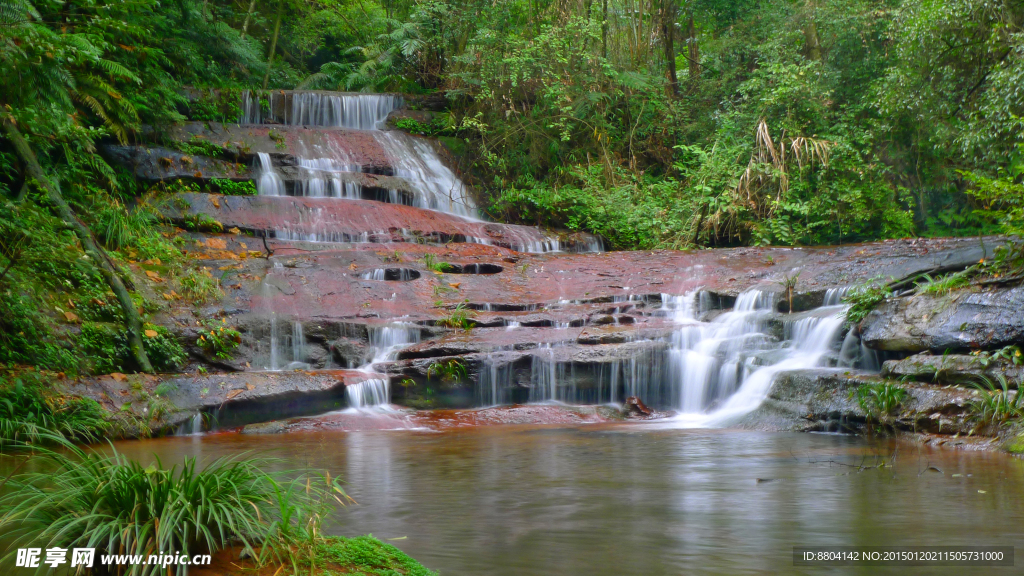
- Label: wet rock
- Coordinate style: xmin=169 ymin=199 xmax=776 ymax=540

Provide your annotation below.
xmin=881 ymin=353 xmax=1024 ymax=387
xmin=743 ymin=369 xmax=976 ymax=435
xmin=331 ymin=338 xmax=371 ymax=367
xmin=861 ymin=285 xmax=1024 ymax=353
xmin=100 ymin=145 xmax=250 ymax=181
xmin=624 ymin=396 xmax=653 ymax=416
xmin=71 ymin=370 xmax=381 ymax=431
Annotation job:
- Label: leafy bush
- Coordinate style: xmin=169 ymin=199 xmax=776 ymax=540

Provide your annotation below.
xmin=195 ymin=319 xmax=241 ymax=360
xmin=169 ymin=136 xmax=227 ymax=158
xmin=142 ymin=324 xmax=188 ymax=372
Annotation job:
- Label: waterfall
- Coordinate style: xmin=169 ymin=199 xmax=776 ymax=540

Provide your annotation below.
xmin=240 ymin=90 xmax=402 ymax=129
xmin=372 ymin=130 xmax=477 ymax=219
xmin=335 ymin=323 xmax=423 ymax=410
xmin=175 ymin=413 xmax=204 ymax=436
xmin=346 ymin=378 xmax=391 ymax=409
xmin=256 ymin=152 xmax=285 ymax=196
xmin=669 ymin=291 xmax=848 ymax=427
xmin=472 ymin=288 xmax=851 ymax=425
xmin=366 ymin=324 xmax=422 ymax=365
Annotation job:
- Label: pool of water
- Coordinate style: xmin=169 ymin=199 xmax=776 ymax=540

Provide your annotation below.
xmin=108 ymin=421 xmax=1024 ymax=576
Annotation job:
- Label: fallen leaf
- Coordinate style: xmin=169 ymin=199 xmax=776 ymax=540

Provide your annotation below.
xmin=211 ymin=196 xmax=220 ymax=209
xmin=349 ymin=263 xmax=358 ymax=270
xmin=63 ymin=311 xmax=79 ymax=322
xmin=450 ymin=282 xmax=461 ymax=289
xmin=239 ymin=242 xmax=247 ymax=250
xmin=145 ymin=270 xmax=163 ymax=281
xmin=206 ymin=238 xmax=227 ymax=249
xmin=144 ymin=329 xmax=159 ymax=338
xmin=246 ymin=383 xmax=255 ymax=391
xmin=111 ymin=373 xmax=127 ymax=382
xmin=225 ymin=389 xmax=244 ymax=400
xmin=228 ymin=227 xmax=242 ymax=235
xmin=162 ymin=293 xmax=174 ymax=301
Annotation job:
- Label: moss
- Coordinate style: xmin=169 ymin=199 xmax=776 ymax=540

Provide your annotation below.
xmin=313 ymin=535 xmax=437 ymax=576
xmin=1003 ymin=431 xmax=1024 ymax=454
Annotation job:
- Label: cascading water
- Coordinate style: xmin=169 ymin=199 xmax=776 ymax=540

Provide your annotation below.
xmin=667 ymin=290 xmax=848 ymax=427
xmin=371 ymin=130 xmax=476 ymax=218
xmin=342 ymin=323 xmax=423 ymax=410
xmin=239 ymin=91 xmax=601 ymax=252
xmin=240 ymin=91 xmax=402 ymax=128
xmin=474 ymin=289 xmax=853 ymax=424
xmin=256 ymin=152 xmax=286 ymax=196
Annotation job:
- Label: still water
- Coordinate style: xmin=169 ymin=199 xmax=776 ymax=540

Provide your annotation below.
xmin=114 ymin=423 xmax=1024 ymax=576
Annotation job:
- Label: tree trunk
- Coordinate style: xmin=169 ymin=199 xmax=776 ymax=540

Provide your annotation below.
xmin=687 ymin=13 xmax=700 ymax=81
xmin=602 ymin=0 xmax=609 ymax=58
xmin=803 ymin=0 xmax=822 ymax=61
xmin=261 ymin=0 xmax=284 ymax=90
xmin=2 ymin=119 xmax=154 ymax=373
xmin=663 ymin=0 xmax=678 ymax=96
xmin=241 ymin=0 xmax=257 ymax=39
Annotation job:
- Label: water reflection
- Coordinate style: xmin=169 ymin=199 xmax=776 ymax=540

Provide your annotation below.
xmin=110 ymin=426 xmax=1024 ymax=575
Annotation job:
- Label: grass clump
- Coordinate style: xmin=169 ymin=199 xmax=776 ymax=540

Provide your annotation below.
xmin=968 ymin=375 xmax=1023 ymax=429
xmin=0 ymin=371 xmax=110 ymax=449
xmin=0 ymin=451 xmax=293 ymax=575
xmin=852 ymin=382 xmax=908 ymax=424
xmin=437 ymin=301 xmax=475 ymax=330
xmin=421 ymin=253 xmax=451 ymax=274
xmin=842 ymin=278 xmax=893 ymax=325
xmin=178 ymin=268 xmax=223 ymax=304
xmin=427 ymin=358 xmax=467 ymax=383
xmin=211 ymin=179 xmax=258 ymax=196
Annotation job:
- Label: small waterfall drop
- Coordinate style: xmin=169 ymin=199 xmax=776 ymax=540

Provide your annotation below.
xmin=346 ymin=378 xmax=391 ymax=409
xmin=256 ymin=152 xmax=285 ymax=196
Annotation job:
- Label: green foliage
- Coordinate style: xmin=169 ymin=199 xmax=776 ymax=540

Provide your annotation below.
xmin=843 ymin=279 xmax=894 ymax=324
xmin=181 ymin=212 xmax=225 ymax=233
xmin=421 ymin=253 xmax=452 ymax=273
xmin=211 ymin=178 xmax=258 ymax=196
xmin=142 ymin=324 xmax=188 ymax=372
xmin=195 ymin=319 xmax=241 ymax=360
xmin=968 ymin=375 xmax=1024 ymax=427
xmin=852 ymin=382 xmax=908 ymax=427
xmin=0 ymin=449 xmax=340 ymax=576
xmin=0 ymin=370 xmax=110 ymax=449
xmin=971 ymin=345 xmax=1024 ymax=368
xmin=393 ymin=115 xmax=453 ymax=136
xmin=170 ymin=136 xmax=228 ymax=158
xmin=427 ymin=358 xmax=467 ymax=382
xmin=312 ymin=535 xmax=438 ymax=576
xmin=916 ymin=271 xmax=973 ymax=295
xmin=178 ymin=267 xmax=223 ymax=304
xmin=437 ymin=301 xmax=475 ymax=330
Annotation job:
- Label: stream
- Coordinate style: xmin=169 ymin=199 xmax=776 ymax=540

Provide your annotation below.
xmin=114 ymin=425 xmax=1024 ymax=576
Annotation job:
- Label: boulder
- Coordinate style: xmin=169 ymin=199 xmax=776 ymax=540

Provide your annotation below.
xmin=861 ymin=286 xmax=1024 ymax=353
xmin=743 ymin=368 xmax=977 ymax=435
xmin=881 ymin=353 xmax=1024 ymax=387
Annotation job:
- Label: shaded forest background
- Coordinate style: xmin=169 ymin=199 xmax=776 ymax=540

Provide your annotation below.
xmin=1 ymin=0 xmax=1023 ymax=374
